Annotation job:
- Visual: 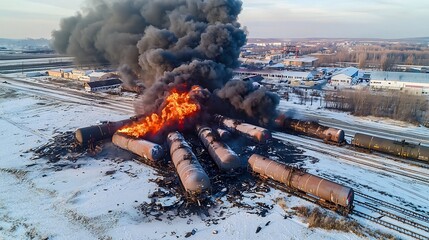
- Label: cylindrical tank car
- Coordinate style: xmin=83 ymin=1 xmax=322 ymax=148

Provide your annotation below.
xmin=198 ymin=126 xmax=242 ymax=172
xmin=75 ymin=116 xmax=140 ymax=146
xmin=248 ymin=154 xmax=354 ymax=213
xmin=167 ymin=131 xmax=211 ymax=196
xmin=275 ymin=113 xmax=345 ymax=144
xmin=352 ymin=133 xmax=429 ymax=162
xmin=112 ymin=132 xmax=164 ymax=161
xmin=215 ymin=115 xmax=271 ymax=143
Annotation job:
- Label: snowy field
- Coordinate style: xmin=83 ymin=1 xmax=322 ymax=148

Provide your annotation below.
xmin=0 ymin=75 xmax=428 ymax=240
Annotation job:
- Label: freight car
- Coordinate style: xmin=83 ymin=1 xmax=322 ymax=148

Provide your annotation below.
xmin=197 ymin=126 xmax=242 ymax=172
xmin=248 ymin=154 xmax=354 ymax=214
xmin=215 ymin=114 xmax=272 ymax=143
xmin=75 ymin=116 xmax=140 ymax=147
xmin=112 ymin=132 xmax=164 ymax=161
xmin=167 ymin=131 xmax=211 ymax=198
xmin=352 ymin=133 xmax=429 ymax=162
xmin=275 ymin=113 xmax=345 ymax=145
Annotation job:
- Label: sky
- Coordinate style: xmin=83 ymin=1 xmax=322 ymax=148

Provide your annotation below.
xmin=1 ymin=0 xmax=429 ymax=39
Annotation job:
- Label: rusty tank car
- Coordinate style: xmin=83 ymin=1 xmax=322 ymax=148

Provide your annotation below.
xmin=112 ymin=132 xmax=164 ymax=161
xmin=248 ymin=154 xmax=354 ymax=213
xmin=215 ymin=114 xmax=271 ymax=144
xmin=275 ymin=113 xmax=345 ymax=144
xmin=197 ymin=126 xmax=242 ymax=172
xmin=75 ymin=116 xmax=140 ymax=147
xmin=352 ymin=133 xmax=429 ymax=162
xmin=167 ymin=131 xmax=211 ymax=196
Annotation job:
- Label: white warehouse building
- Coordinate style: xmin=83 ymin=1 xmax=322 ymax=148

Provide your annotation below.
xmin=370 ymin=71 xmax=429 ymax=95
xmin=330 ymin=67 xmax=359 ymax=86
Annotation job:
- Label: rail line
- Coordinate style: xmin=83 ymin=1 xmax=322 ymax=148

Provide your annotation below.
xmin=355 ymin=191 xmax=429 ymax=223
xmin=263 ymin=177 xmax=429 ymax=239
xmin=272 ymin=132 xmax=429 ymax=184
xmin=354 ymin=200 xmax=429 ymax=232
xmin=351 ymin=210 xmax=429 ymax=240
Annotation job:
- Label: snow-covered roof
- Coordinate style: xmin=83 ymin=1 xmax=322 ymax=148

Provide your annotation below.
xmin=234 ymin=69 xmax=312 ymax=78
xmin=88 ymin=72 xmax=108 ymax=78
xmin=370 ymin=71 xmax=429 ymax=83
xmin=333 ymin=67 xmax=358 ymax=77
xmin=284 ymin=56 xmax=318 ymax=63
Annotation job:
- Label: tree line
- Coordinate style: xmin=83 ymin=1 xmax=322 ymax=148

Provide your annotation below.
xmin=324 ymin=90 xmax=429 ymax=125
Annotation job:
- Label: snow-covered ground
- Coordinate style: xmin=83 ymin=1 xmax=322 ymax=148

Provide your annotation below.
xmin=1 ymin=75 xmax=428 ymax=239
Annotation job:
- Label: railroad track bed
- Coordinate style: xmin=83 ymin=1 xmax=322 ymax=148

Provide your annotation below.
xmin=352 ymin=191 xmax=429 ymax=240
xmin=262 ymin=177 xmax=429 ymax=239
xmin=272 ymin=131 xmax=429 ymax=184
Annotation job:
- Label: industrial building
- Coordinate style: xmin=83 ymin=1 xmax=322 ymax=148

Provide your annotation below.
xmin=330 ymin=67 xmax=359 ymax=86
xmin=283 ymin=56 xmax=318 ymax=68
xmin=370 ymin=71 xmax=429 ymax=95
xmin=84 ymin=78 xmax=122 ymax=92
xmin=234 ymin=69 xmax=317 ymax=87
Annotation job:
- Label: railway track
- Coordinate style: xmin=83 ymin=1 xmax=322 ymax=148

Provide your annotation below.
xmin=355 ymin=191 xmax=429 ymax=223
xmin=353 ymin=191 xmax=429 ymax=240
xmin=263 ymin=177 xmax=429 ymax=239
xmin=351 ymin=210 xmax=428 ymax=240
xmin=272 ymin=132 xmax=429 ymax=184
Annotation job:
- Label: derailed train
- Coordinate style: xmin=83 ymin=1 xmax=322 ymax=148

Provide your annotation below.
xmin=248 ymin=154 xmax=354 ymax=214
xmin=74 ymin=115 xmax=355 ymax=214
xmin=352 ymin=133 xmax=429 ymax=162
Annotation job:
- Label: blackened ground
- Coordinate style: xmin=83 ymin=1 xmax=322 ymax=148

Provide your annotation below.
xmin=30 ymin=131 xmax=313 ymax=226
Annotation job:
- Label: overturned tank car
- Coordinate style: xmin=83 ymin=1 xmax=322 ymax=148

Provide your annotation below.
xmin=197 ymin=126 xmax=242 ymax=172
xmin=112 ymin=132 xmax=164 ymax=161
xmin=248 ymin=154 xmax=354 ymax=214
xmin=167 ymin=131 xmax=211 ymax=197
xmin=75 ymin=116 xmax=140 ymax=147
xmin=215 ymin=114 xmax=271 ymax=144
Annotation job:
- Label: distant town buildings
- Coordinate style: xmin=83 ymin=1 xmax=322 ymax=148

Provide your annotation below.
xmin=370 ymin=71 xmax=429 ymax=95
xmin=84 ymin=78 xmax=122 ymax=92
xmin=330 ymin=67 xmax=359 ymax=86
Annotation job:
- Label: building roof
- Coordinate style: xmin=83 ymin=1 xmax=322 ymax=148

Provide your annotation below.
xmin=333 ymin=67 xmax=358 ymax=77
xmin=234 ymin=69 xmax=312 ymax=78
xmin=284 ymin=56 xmax=318 ymax=63
xmin=86 ymin=78 xmax=122 ymax=88
xmin=88 ymin=72 xmax=108 ymax=78
xmin=370 ymin=71 xmax=429 ymax=84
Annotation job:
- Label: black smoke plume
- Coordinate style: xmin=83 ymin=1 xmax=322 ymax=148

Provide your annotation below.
xmin=52 ymin=0 xmax=279 ymax=122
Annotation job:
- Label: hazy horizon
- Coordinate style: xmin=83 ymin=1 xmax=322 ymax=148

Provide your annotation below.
xmin=1 ymin=0 xmax=429 ymax=39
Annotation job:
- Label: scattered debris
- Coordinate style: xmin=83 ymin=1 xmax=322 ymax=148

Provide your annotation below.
xmin=30 ymin=131 xmax=87 ymax=163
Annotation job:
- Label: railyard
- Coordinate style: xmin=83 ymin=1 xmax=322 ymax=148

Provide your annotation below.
xmin=1 ymin=73 xmax=429 ymax=239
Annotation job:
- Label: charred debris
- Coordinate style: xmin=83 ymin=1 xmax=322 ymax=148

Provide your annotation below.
xmin=29 ymin=112 xmax=355 ymax=227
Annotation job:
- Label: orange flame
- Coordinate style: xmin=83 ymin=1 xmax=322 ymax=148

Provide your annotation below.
xmin=118 ymin=87 xmax=200 ymax=138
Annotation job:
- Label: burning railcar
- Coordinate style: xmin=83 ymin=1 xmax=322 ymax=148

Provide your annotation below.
xmin=75 ymin=116 xmax=140 ymax=147
xmin=275 ymin=113 xmax=345 ymax=144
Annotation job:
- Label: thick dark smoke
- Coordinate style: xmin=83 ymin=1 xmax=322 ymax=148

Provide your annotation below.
xmin=53 ymin=0 xmax=279 ymax=122
xmin=216 ymin=80 xmax=280 ymax=124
